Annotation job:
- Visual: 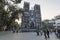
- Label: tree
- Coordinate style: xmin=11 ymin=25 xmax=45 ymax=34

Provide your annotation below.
xmin=42 ymin=21 xmax=53 ymax=29
xmin=0 ymin=0 xmax=23 ymax=31
xmin=11 ymin=21 xmax=19 ymax=28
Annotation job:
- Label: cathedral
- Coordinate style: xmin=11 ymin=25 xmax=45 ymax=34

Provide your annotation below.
xmin=21 ymin=2 xmax=41 ymax=31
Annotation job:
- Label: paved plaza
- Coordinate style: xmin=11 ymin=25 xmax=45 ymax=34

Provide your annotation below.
xmin=0 ymin=32 xmax=60 ymax=40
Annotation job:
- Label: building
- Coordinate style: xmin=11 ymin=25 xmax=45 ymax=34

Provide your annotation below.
xmin=21 ymin=2 xmax=30 ymax=28
xmin=29 ymin=10 xmax=36 ymax=29
xmin=53 ymin=15 xmax=60 ymax=27
xmin=21 ymin=2 xmax=41 ymax=31
xmin=55 ymin=15 xmax=60 ymax=20
xmin=53 ymin=19 xmax=60 ymax=27
xmin=34 ymin=4 xmax=41 ymax=29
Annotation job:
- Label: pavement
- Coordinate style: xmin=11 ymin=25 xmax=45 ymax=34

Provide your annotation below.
xmin=0 ymin=32 xmax=60 ymax=40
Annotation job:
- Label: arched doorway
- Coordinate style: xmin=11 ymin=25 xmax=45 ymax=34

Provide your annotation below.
xmin=30 ymin=22 xmax=35 ymax=29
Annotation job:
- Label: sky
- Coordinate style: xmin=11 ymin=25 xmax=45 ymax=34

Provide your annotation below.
xmin=18 ymin=0 xmax=60 ymax=20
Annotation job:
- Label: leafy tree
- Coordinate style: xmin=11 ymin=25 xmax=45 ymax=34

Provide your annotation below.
xmin=11 ymin=21 xmax=19 ymax=28
xmin=42 ymin=21 xmax=53 ymax=29
xmin=0 ymin=0 xmax=23 ymax=30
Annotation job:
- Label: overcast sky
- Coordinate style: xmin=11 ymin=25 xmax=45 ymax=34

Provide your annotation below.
xmin=18 ymin=0 xmax=60 ymax=20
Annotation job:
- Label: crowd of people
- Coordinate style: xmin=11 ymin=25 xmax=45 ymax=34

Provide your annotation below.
xmin=36 ymin=29 xmax=50 ymax=38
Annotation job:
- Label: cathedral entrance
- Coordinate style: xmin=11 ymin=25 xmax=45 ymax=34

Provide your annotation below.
xmin=30 ymin=22 xmax=35 ymax=29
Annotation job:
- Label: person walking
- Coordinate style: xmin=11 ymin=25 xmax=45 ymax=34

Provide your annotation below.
xmin=43 ymin=29 xmax=47 ymax=38
xmin=46 ymin=29 xmax=50 ymax=38
xmin=36 ymin=30 xmax=39 ymax=36
xmin=12 ymin=27 xmax=15 ymax=33
xmin=39 ymin=29 xmax=43 ymax=36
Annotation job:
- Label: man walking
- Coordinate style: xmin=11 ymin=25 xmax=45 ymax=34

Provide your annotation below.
xmin=43 ymin=29 xmax=47 ymax=38
xmin=46 ymin=29 xmax=50 ymax=38
xmin=36 ymin=30 xmax=39 ymax=36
